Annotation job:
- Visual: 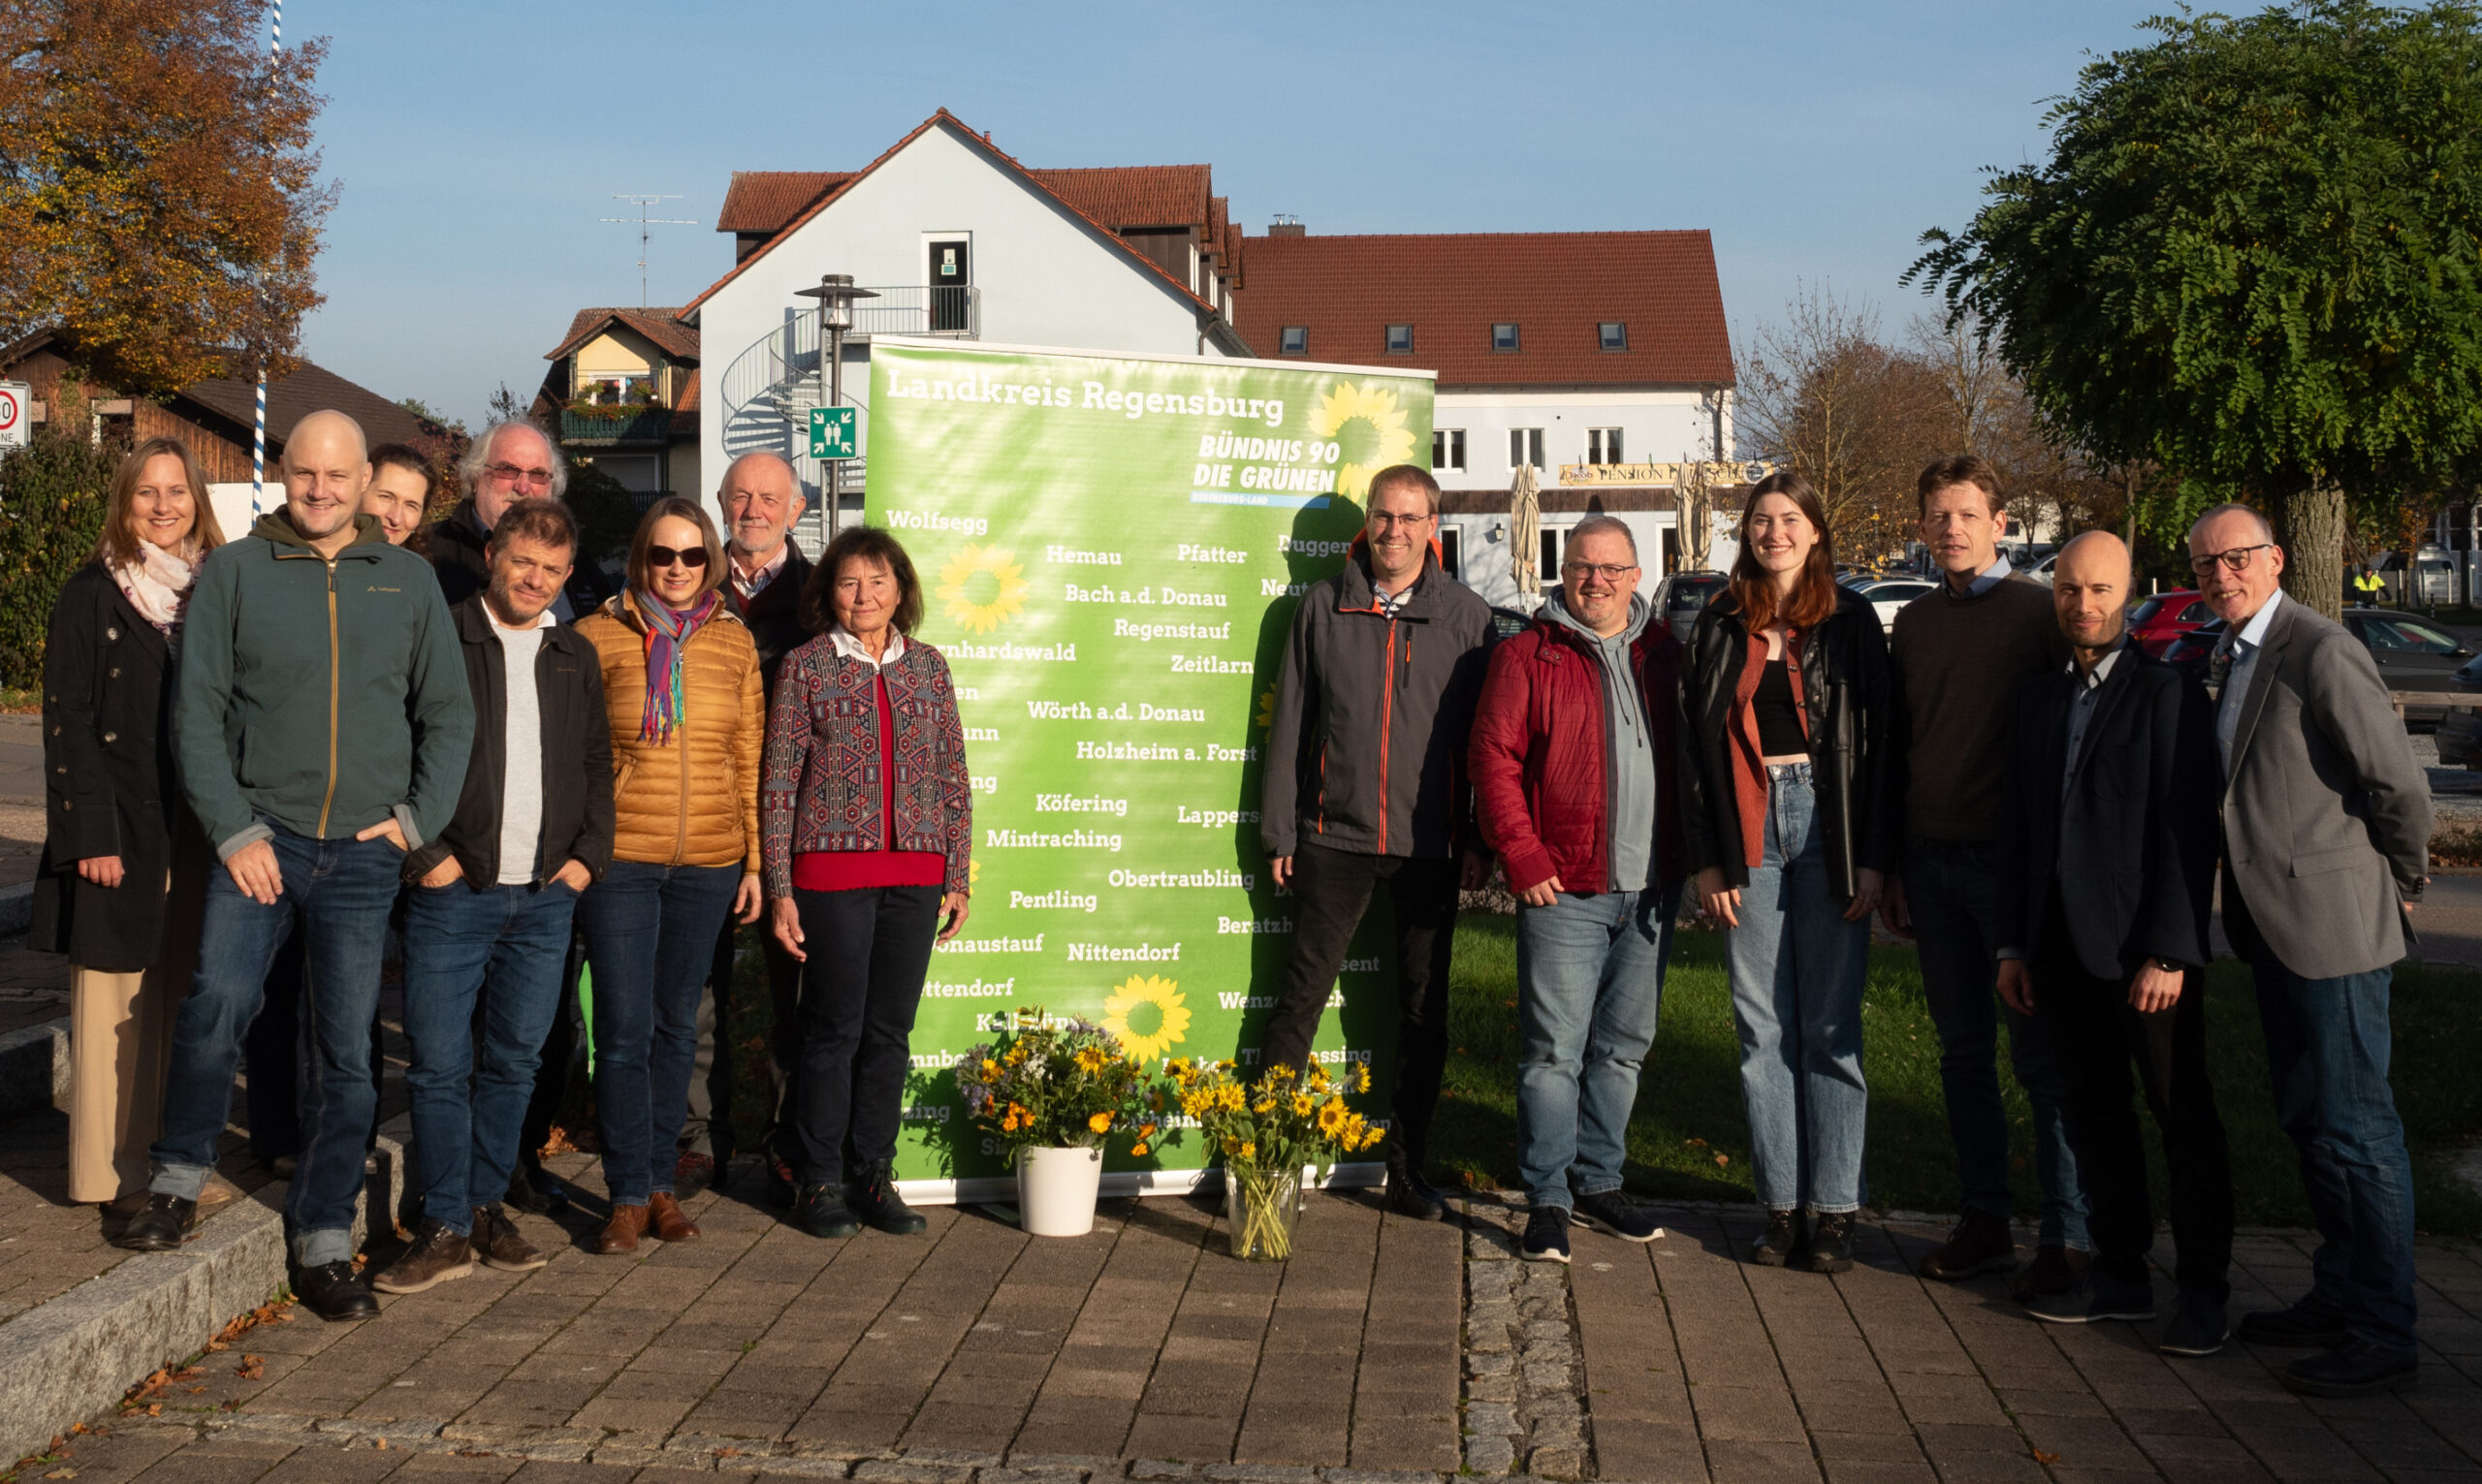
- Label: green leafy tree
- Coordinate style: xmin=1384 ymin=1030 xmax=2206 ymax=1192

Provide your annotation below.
xmin=1910 ymin=1 xmax=2482 ymax=618
xmin=0 ymin=418 xmax=118 ymax=687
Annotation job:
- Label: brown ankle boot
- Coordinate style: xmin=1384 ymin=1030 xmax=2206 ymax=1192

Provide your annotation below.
xmin=598 ymin=1202 xmax=649 ymax=1255
xmin=647 ymin=1191 xmax=701 ymax=1243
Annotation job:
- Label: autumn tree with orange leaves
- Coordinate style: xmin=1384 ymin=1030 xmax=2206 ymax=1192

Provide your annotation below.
xmin=0 ymin=0 xmax=334 ymax=395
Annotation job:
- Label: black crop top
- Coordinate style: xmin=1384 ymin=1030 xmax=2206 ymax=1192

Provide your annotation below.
xmin=1753 ymin=656 xmax=1807 ymax=756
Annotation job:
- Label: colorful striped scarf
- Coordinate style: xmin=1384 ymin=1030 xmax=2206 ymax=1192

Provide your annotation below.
xmin=638 ymin=590 xmax=718 ymax=743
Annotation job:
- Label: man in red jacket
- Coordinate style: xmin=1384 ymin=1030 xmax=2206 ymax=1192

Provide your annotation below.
xmin=1472 ymin=516 xmax=1685 ymax=1263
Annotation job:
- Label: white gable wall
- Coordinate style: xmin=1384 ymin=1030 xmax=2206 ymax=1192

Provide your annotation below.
xmin=697 ymin=122 xmax=1234 ymax=527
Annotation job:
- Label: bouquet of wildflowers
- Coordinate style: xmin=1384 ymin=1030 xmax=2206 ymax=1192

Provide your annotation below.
xmin=954 ymin=1008 xmax=1163 ymax=1154
xmin=1168 ymin=1057 xmax=1384 ymax=1258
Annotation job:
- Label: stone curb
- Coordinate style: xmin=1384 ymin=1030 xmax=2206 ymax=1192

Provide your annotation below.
xmin=0 ymin=1122 xmax=408 ymax=1464
xmin=0 ymin=1013 xmax=69 ymax=1120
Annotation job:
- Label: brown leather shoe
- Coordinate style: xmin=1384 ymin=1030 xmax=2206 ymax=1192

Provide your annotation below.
xmin=597 ymin=1202 xmax=649 ymax=1255
xmin=2010 ymin=1243 xmax=2089 ymax=1303
xmin=1917 ymin=1208 xmax=2019 ymax=1280
xmin=647 ymin=1191 xmax=701 ymax=1243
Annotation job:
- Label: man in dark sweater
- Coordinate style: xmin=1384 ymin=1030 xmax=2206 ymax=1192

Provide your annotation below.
xmin=1885 ymin=455 xmax=2091 ymax=1298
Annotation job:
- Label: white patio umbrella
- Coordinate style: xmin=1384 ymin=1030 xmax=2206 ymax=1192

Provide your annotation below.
xmin=1510 ymin=462 xmax=1542 ymax=604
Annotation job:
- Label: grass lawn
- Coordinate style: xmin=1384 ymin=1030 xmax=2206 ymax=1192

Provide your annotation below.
xmin=1428 ymin=911 xmax=2482 ymax=1238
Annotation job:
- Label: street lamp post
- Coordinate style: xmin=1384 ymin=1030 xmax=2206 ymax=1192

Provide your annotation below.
xmin=793 ymin=273 xmax=877 ymax=539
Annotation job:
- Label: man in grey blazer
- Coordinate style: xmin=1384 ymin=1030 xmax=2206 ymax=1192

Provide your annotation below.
xmin=2191 ymin=503 xmax=2430 ymax=1398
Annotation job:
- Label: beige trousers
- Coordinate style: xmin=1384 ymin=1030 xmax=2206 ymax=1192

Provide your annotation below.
xmin=67 ymin=845 xmax=207 ymax=1205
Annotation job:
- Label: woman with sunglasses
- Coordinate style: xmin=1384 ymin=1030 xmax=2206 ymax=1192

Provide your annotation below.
xmin=573 ymin=496 xmax=766 ymax=1253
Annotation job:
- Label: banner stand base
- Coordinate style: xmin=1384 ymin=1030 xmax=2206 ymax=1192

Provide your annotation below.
xmin=897 ymin=1160 xmax=1386 ymax=1209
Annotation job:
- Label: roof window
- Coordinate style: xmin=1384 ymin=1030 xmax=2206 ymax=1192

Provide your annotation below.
xmin=1280 ymin=326 xmax=1308 ymax=356
xmin=1491 ymin=323 xmax=1520 ymax=352
xmin=1385 ymin=324 xmax=1413 ymax=355
xmin=1599 ymin=322 xmax=1628 ymax=351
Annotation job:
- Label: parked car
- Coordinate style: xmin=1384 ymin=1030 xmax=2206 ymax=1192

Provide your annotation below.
xmin=1855 ymin=577 xmax=1939 ymax=634
xmin=2433 ymin=654 xmax=2482 ymax=766
xmin=2376 ymin=548 xmax=2461 ymax=610
xmin=1655 ymin=570 xmax=1730 ymax=643
xmin=2164 ymin=609 xmax=2475 ymax=725
xmin=2127 ymin=589 xmax=2215 ymax=657
xmin=1488 ymin=605 xmax=1535 ymax=642
xmin=2021 ymin=551 xmax=2059 ymax=585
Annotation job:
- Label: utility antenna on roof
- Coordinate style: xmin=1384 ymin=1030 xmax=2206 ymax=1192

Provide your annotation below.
xmin=601 ymin=194 xmax=699 ymax=309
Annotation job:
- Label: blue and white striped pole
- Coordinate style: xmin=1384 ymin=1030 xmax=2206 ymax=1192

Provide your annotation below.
xmin=250 ymin=0 xmax=281 ymax=517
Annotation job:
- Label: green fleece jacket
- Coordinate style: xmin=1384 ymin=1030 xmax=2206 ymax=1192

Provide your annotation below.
xmin=176 ymin=511 xmax=474 ymax=858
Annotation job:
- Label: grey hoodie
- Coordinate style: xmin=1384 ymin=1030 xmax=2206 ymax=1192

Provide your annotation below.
xmin=1543 ymin=587 xmax=1656 ymax=892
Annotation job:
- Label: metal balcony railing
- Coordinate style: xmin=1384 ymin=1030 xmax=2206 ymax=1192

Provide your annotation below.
xmin=559 ymin=406 xmax=672 ymax=444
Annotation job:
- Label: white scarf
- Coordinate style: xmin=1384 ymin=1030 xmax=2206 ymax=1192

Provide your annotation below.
xmin=111 ymin=542 xmax=198 ymax=635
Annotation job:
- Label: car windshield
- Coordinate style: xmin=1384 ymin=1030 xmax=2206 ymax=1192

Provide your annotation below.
xmin=2130 ymin=598 xmax=2163 ymax=624
xmin=1668 ymin=579 xmax=1725 ymax=610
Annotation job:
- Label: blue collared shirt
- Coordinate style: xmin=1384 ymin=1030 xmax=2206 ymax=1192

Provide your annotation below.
xmin=1962 ymin=553 xmax=2013 ymax=596
xmin=2214 ymin=588 xmax=2284 ymax=771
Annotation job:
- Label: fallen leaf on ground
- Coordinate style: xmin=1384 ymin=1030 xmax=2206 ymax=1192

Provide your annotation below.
xmin=235 ymin=1356 xmax=264 ymax=1380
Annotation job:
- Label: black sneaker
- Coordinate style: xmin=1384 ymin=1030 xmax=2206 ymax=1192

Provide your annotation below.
xmin=112 ymin=1192 xmax=197 ymax=1251
xmin=791 ymin=1183 xmax=860 ymax=1239
xmin=1803 ymin=1213 xmax=1856 ymax=1274
xmin=295 ymin=1259 xmax=379 ymax=1321
xmin=2159 ymin=1292 xmax=2230 ymax=1356
xmin=2238 ymin=1298 xmax=2349 ymax=1348
xmin=1919 ymin=1207 xmax=2019 ymax=1279
xmin=370 ymin=1219 xmax=474 ymax=1295
xmin=850 ymin=1161 xmax=927 ymax=1234
xmin=1748 ymin=1209 xmax=1800 ymax=1267
xmin=1521 ymin=1206 xmax=1572 ymax=1264
xmin=1384 ymin=1166 xmax=1447 ymax=1221
xmin=504 ymin=1158 xmax=562 ymax=1216
xmin=1572 ymin=1187 xmax=1663 ymax=1242
xmin=2284 ymin=1336 xmax=2419 ymax=1397
xmin=2026 ymin=1269 xmax=2155 ymax=1325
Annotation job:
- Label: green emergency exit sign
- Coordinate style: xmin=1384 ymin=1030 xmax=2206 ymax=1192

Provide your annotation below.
xmin=810 ymin=406 xmax=858 ymax=459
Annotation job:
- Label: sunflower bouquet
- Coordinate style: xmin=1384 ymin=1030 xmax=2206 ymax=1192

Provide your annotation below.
xmin=954 ymin=1007 xmax=1163 ymax=1154
xmin=1168 ymin=1057 xmax=1385 ymax=1260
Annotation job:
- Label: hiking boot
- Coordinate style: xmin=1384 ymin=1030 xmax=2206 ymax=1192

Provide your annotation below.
xmin=2284 ymin=1336 xmax=2419 ymax=1398
xmin=2159 ymin=1292 xmax=2230 ymax=1357
xmin=1803 ymin=1213 xmax=1856 ymax=1274
xmin=295 ymin=1259 xmax=379 ymax=1321
xmin=470 ymin=1204 xmax=547 ymax=1273
xmin=113 ymin=1192 xmax=197 ymax=1251
xmin=1917 ymin=1208 xmax=2018 ymax=1280
xmin=1572 ymin=1187 xmax=1664 ymax=1242
xmin=1384 ymin=1168 xmax=1447 ymax=1221
xmin=504 ymin=1157 xmax=564 ymax=1216
xmin=371 ymin=1218 xmax=474 ymax=1295
xmin=1749 ymin=1208 xmax=1801 ymax=1267
xmin=792 ymin=1183 xmax=861 ymax=1239
xmin=1521 ymin=1206 xmax=1572 ymax=1264
xmin=2010 ymin=1244 xmax=2088 ymax=1303
xmin=2026 ymin=1268 xmax=2154 ymax=1325
xmin=851 ymin=1161 xmax=927 ymax=1235
xmin=2239 ymin=1298 xmax=2349 ymax=1348
xmin=646 ymin=1191 xmax=701 ymax=1243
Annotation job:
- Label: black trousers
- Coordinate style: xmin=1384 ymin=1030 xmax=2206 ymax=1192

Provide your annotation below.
xmin=1257 ymin=841 xmax=1458 ymax=1171
xmin=2033 ymin=926 xmax=2233 ymax=1300
xmin=791 ymin=885 xmax=940 ymax=1187
xmin=689 ymin=923 xmax=806 ymax=1166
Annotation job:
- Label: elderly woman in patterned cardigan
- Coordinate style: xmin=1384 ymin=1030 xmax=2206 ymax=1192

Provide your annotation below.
xmin=762 ymin=525 xmax=972 ymax=1242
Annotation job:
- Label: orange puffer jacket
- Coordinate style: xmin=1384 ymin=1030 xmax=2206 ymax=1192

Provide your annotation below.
xmin=575 ymin=591 xmax=765 ymax=872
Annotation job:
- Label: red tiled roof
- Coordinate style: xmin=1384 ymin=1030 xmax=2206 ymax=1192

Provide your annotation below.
xmin=670 ymin=368 xmax=700 ymax=437
xmin=716 ymin=172 xmax=856 ymax=234
xmin=1229 ymin=231 xmax=1734 ymax=388
xmin=180 ymin=358 xmax=432 ymax=450
xmin=680 ymin=111 xmax=1220 ymax=323
xmin=545 ymin=307 xmax=699 ymax=364
xmin=1029 ymin=165 xmax=1208 ymax=230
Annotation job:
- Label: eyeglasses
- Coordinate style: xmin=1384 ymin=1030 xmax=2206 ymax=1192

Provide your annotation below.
xmin=648 ymin=544 xmax=710 ymax=570
xmin=1563 ymin=561 xmax=1639 ymax=583
xmin=485 ymin=462 xmax=557 ymax=489
xmin=2188 ymin=543 xmax=2273 ymax=576
xmin=1367 ymin=511 xmax=1434 ymax=532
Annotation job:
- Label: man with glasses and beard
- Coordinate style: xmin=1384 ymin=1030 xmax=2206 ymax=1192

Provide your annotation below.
xmin=424 ymin=421 xmax=614 ymax=620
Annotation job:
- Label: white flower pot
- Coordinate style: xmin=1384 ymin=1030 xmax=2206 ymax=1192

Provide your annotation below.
xmin=1016 ymin=1145 xmax=1103 ymax=1237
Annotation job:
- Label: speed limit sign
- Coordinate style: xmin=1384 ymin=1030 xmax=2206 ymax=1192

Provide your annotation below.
xmin=0 ymin=383 xmax=26 ymax=449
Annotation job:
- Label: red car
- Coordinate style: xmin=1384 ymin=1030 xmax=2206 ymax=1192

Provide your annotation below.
xmin=2127 ymin=589 xmax=2215 ymax=657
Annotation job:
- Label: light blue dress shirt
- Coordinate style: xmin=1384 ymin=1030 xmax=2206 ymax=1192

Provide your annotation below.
xmin=2214 ymin=588 xmax=2284 ymax=772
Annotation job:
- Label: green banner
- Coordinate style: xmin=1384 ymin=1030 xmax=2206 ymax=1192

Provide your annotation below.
xmin=860 ymin=337 xmax=1435 ymax=1199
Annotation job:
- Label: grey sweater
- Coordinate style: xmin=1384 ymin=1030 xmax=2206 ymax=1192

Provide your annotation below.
xmin=1544 ymin=589 xmax=1656 ymax=892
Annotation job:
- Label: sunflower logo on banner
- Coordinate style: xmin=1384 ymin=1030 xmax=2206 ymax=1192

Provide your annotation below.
xmin=1103 ymin=974 xmax=1191 ymax=1063
xmin=1307 ymin=381 xmax=1417 ymax=501
xmin=937 ymin=544 xmax=1028 ymax=634
xmin=1254 ymin=684 xmax=1277 ymax=732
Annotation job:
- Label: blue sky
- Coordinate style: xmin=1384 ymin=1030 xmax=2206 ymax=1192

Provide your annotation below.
xmin=296 ymin=0 xmax=2170 ymax=431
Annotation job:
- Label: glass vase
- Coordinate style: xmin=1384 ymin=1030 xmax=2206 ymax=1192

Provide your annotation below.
xmin=1225 ymin=1164 xmax=1301 ymax=1261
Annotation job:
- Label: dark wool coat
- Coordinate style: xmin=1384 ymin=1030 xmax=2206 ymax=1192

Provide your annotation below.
xmin=32 ymin=561 xmax=204 ymax=970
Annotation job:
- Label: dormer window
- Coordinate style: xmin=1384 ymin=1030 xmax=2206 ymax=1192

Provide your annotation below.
xmin=1491 ymin=323 xmax=1520 ymax=352
xmin=1385 ymin=324 xmax=1413 ymax=355
xmin=1599 ymin=322 xmax=1628 ymax=351
xmin=1280 ymin=326 xmax=1308 ymax=356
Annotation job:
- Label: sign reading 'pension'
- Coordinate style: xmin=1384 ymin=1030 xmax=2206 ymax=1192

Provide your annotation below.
xmin=863 ymin=337 xmax=1436 ymax=1199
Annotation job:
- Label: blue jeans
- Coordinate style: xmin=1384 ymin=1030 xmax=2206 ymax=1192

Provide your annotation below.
xmin=149 ymin=823 xmax=401 ymax=1266
xmin=576 ymin=861 xmax=742 ymax=1206
xmin=1515 ymin=883 xmax=1679 ymax=1211
xmin=1905 ymin=837 xmax=2089 ymax=1247
xmin=400 ymin=879 xmax=581 ymax=1231
xmin=1728 ymin=765 xmax=1868 ymax=1214
xmin=2251 ymin=960 xmax=2419 ymax=1356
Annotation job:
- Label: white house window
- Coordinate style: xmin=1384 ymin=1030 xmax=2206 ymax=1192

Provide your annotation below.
xmin=1599 ymin=322 xmax=1628 ymax=351
xmin=1433 ymin=428 xmax=1466 ymax=472
xmin=1491 ymin=323 xmax=1520 ymax=352
xmin=1510 ymin=427 xmax=1544 ymax=471
xmin=1385 ymin=324 xmax=1413 ymax=354
xmin=1586 ymin=427 xmax=1624 ymax=465
xmin=1280 ymin=326 xmax=1308 ymax=355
